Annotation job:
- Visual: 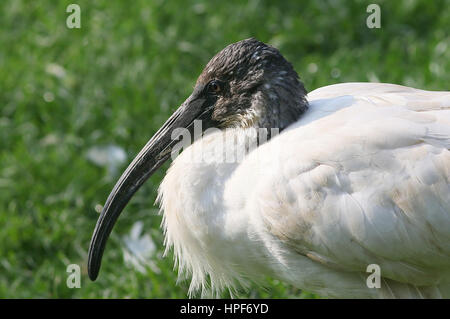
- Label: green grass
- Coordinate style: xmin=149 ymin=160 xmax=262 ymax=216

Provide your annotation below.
xmin=0 ymin=0 xmax=448 ymax=298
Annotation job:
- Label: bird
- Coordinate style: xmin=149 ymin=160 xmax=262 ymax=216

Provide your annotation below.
xmin=88 ymin=38 xmax=450 ymax=298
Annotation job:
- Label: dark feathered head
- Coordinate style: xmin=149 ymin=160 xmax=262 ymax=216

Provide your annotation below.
xmin=197 ymin=38 xmax=308 ymax=130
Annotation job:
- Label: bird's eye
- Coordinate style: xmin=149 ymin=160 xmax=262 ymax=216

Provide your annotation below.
xmin=207 ymin=80 xmax=222 ymax=94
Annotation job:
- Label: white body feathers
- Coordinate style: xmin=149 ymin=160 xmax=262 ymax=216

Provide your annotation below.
xmin=158 ymin=83 xmax=450 ymax=298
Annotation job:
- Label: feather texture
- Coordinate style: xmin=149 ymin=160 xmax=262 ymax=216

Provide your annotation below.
xmin=158 ymin=83 xmax=450 ymax=298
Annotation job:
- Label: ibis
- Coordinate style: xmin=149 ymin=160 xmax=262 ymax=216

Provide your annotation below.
xmin=88 ymin=38 xmax=450 ymax=298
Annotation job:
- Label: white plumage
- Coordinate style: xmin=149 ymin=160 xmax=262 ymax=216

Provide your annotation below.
xmin=87 ymin=39 xmax=450 ymax=299
xmin=158 ymin=83 xmax=450 ymax=298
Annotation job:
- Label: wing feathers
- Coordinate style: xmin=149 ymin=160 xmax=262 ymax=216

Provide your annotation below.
xmin=251 ymin=83 xmax=450 ymax=294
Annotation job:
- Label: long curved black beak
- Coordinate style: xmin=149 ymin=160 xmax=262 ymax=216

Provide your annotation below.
xmin=88 ymin=93 xmax=211 ymax=281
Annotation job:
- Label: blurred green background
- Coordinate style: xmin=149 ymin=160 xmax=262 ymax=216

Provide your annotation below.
xmin=0 ymin=0 xmax=448 ymax=298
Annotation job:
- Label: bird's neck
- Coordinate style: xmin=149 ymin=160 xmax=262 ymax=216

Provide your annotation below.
xmin=235 ymin=82 xmax=309 ymax=134
xmin=157 ymin=128 xmax=272 ymax=295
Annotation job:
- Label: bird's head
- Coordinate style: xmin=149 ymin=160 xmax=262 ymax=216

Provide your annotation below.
xmin=87 ymin=38 xmax=308 ymax=280
xmin=197 ymin=38 xmax=308 ymax=130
